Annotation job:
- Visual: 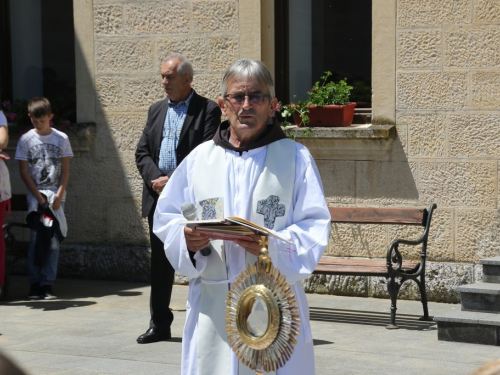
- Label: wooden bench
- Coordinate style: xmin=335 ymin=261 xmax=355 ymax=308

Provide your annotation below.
xmin=314 ymin=204 xmax=437 ymax=329
xmin=1 ymin=194 xmax=29 ymax=299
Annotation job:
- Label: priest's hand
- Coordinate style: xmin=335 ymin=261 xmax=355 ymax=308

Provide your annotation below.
xmin=184 ymin=227 xmax=210 ymax=252
xmin=151 ymin=175 xmax=169 ymax=195
xmin=234 ymin=235 xmax=266 ymax=256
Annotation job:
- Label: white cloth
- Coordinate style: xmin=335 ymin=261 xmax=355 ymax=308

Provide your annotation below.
xmin=15 ymin=128 xmax=73 ymax=201
xmin=0 ymin=159 xmax=11 ymax=202
xmin=27 ymin=190 xmax=68 ymax=238
xmin=0 ymin=118 xmax=11 ymax=202
xmin=192 ymin=139 xmax=296 ymax=375
xmin=153 ymin=141 xmax=330 ymax=375
xmin=0 ymin=111 xmax=7 ymax=126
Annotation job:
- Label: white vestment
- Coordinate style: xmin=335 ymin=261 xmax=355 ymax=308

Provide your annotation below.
xmin=153 ymin=139 xmax=330 ymax=375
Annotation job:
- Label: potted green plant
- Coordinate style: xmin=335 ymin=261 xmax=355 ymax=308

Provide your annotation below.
xmin=278 ymin=71 xmax=356 ymax=127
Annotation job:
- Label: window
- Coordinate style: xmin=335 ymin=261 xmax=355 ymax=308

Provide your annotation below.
xmin=275 ymin=0 xmax=372 ymax=105
xmin=0 ymin=0 xmax=76 ymax=124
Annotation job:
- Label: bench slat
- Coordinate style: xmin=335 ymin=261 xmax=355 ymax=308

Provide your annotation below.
xmin=314 ymin=258 xmax=420 ymax=276
xmin=329 ymin=207 xmax=427 ymax=225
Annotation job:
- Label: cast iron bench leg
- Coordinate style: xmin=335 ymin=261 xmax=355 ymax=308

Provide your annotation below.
xmin=386 ymin=276 xmax=402 ymax=330
xmin=416 ymin=275 xmax=431 ymax=321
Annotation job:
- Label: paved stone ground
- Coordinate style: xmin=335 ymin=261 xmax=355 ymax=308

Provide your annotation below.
xmin=0 ymin=275 xmax=498 ymax=375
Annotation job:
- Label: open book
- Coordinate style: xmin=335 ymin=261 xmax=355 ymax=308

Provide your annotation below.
xmin=180 ymin=216 xmax=292 ymax=244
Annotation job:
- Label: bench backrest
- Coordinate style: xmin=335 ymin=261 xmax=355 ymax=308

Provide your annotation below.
xmin=329 ymin=206 xmax=428 ymax=226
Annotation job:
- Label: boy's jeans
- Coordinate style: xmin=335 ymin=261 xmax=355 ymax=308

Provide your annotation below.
xmin=27 ymin=202 xmax=64 ymax=286
xmin=27 ymin=230 xmax=60 ymax=286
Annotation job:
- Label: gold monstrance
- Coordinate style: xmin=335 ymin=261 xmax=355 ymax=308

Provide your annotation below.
xmin=226 ymin=236 xmax=300 ymax=374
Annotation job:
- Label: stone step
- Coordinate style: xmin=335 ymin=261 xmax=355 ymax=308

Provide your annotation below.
xmin=456 ymin=283 xmax=500 ymax=313
xmin=434 ymin=310 xmax=500 ymax=346
xmin=480 ymin=257 xmax=500 ymax=283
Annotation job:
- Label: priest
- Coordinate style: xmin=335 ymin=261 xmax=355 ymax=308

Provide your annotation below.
xmin=153 ymin=58 xmax=330 ymax=375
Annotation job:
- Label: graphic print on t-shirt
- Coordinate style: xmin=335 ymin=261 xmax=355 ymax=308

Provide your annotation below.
xmin=28 ymin=143 xmax=62 ymax=191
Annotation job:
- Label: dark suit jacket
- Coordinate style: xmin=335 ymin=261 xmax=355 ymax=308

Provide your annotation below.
xmin=135 ymin=91 xmax=221 ymax=218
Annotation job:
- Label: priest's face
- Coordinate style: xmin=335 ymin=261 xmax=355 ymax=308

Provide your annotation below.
xmin=218 ymin=78 xmax=277 ymax=148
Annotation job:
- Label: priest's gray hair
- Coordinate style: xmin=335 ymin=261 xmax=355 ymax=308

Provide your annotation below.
xmin=162 ymin=53 xmax=194 ymax=82
xmin=221 ymin=59 xmax=275 ymax=100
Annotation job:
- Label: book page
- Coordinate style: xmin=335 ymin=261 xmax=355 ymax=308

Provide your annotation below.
xmin=180 ymin=217 xmax=293 ymax=244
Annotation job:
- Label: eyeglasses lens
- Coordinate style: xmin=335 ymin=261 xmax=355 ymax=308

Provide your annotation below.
xmin=228 ymin=94 xmax=267 ymax=104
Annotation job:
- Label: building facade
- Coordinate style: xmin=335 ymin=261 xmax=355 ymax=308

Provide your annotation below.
xmin=3 ymin=0 xmax=500 ymax=303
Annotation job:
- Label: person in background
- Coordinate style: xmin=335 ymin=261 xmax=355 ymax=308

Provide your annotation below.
xmin=0 ymin=109 xmax=11 ymax=299
xmin=15 ymin=97 xmax=73 ymax=300
xmin=135 ymin=53 xmax=221 ymax=344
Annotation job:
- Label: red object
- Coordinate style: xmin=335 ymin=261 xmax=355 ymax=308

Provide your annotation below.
xmin=293 ymin=102 xmax=357 ymax=127
xmin=0 ymin=199 xmax=11 ymax=287
xmin=196 ymin=229 xmax=254 ymax=242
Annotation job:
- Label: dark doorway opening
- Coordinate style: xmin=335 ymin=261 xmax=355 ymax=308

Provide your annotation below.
xmin=0 ymin=0 xmax=76 ymax=124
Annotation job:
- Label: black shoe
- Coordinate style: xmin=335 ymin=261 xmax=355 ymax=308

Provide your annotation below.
xmin=27 ymin=283 xmax=41 ymax=300
xmin=137 ymin=328 xmax=171 ymax=344
xmin=40 ymin=284 xmax=57 ymax=300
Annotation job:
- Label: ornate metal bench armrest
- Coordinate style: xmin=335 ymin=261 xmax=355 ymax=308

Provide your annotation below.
xmin=385 ymin=203 xmax=437 ymax=274
xmin=3 ymin=222 xmax=29 ymax=250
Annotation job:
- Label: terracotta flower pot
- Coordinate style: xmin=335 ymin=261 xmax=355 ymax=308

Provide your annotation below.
xmin=293 ymin=102 xmax=357 ymax=127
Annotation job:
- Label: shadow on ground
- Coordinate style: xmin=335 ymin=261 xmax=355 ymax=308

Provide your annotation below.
xmin=313 ymin=339 xmax=334 ymax=346
xmin=309 ymin=306 xmax=436 ymax=331
xmin=1 ymin=275 xmax=147 ymax=307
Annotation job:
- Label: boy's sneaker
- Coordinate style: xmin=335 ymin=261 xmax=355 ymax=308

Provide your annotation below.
xmin=27 ymin=283 xmax=41 ymax=300
xmin=40 ymin=284 xmax=57 ymax=300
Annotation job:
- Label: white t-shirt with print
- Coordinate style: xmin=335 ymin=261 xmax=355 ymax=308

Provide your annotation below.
xmin=15 ymin=128 xmax=73 ymax=200
xmin=0 ymin=111 xmax=7 ymax=126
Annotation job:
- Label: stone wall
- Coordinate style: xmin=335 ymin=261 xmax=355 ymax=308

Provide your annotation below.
xmin=303 ymin=0 xmax=500 ymax=303
xmin=395 ymin=0 xmax=500 ymax=265
xmin=7 ymin=0 xmax=264 ymax=282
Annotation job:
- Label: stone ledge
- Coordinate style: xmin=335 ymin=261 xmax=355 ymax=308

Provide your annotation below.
xmin=284 ymin=124 xmax=397 ymax=160
xmin=303 ymin=260 xmax=481 ymax=304
xmin=6 ymin=122 xmax=96 ymax=154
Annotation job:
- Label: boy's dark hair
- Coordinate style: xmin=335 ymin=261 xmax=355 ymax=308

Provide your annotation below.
xmin=28 ymin=97 xmax=52 ymax=118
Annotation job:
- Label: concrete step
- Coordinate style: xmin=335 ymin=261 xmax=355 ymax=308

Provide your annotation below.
xmin=434 ymin=310 xmax=500 ymax=346
xmin=480 ymin=257 xmax=500 ymax=283
xmin=456 ymin=283 xmax=500 ymax=313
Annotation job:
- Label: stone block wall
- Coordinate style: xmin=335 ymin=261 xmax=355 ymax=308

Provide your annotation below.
xmin=7 ymin=0 xmax=263 ymax=282
xmin=395 ymin=0 xmax=500 ymax=264
xmin=82 ymin=0 xmax=245 ymax=244
xmin=305 ymin=0 xmax=500 ymax=303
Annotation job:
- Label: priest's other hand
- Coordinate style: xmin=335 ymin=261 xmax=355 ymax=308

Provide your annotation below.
xmin=234 ymin=234 xmax=266 ymax=256
xmin=151 ymin=175 xmax=169 ymax=195
xmin=184 ymin=226 xmax=210 ymax=252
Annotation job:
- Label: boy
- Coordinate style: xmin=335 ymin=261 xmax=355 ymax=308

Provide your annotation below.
xmin=15 ymin=97 xmax=73 ymax=300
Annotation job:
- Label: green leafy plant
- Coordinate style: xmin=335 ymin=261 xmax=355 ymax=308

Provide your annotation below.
xmin=307 ymin=71 xmax=352 ymax=106
xmin=277 ymin=71 xmax=353 ymax=127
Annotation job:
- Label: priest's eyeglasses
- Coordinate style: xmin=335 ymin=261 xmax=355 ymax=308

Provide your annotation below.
xmin=224 ymin=93 xmax=272 ymax=105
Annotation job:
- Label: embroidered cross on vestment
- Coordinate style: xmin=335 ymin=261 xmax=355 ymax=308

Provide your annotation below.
xmin=256 ymin=195 xmax=285 ymax=229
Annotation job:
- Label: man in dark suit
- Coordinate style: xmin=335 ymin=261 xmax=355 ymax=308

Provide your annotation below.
xmin=135 ymin=54 xmax=221 ymax=344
